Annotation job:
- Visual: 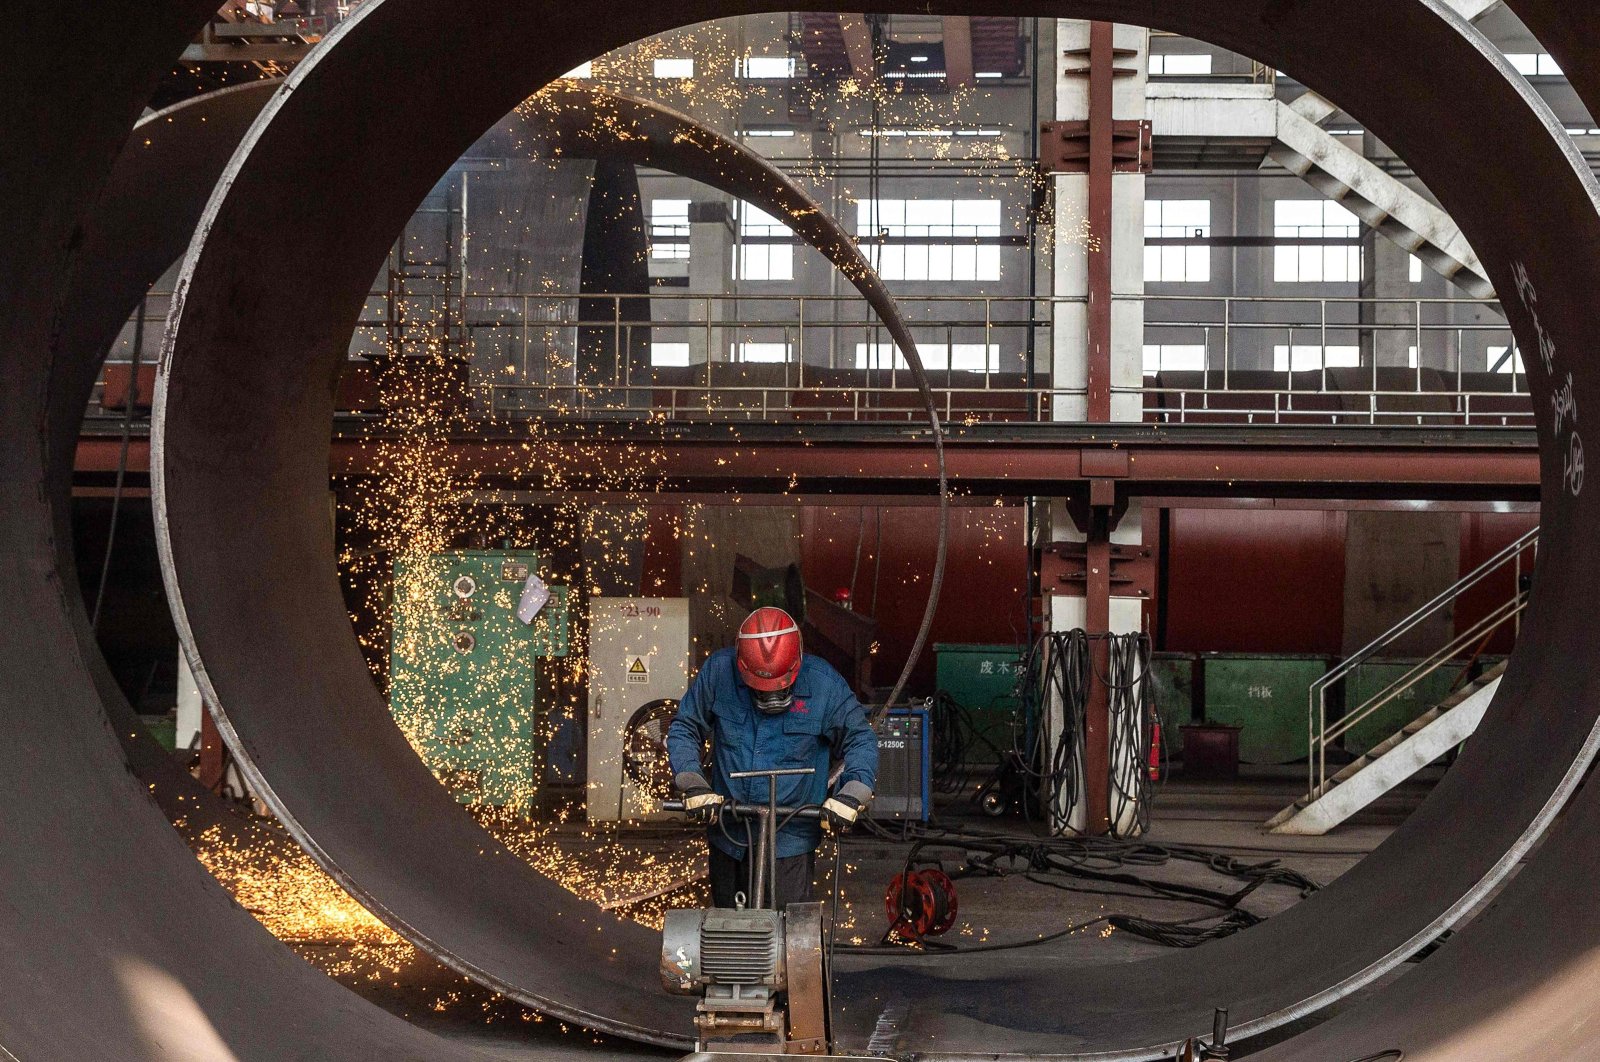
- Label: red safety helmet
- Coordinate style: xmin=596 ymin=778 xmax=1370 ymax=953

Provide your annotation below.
xmin=736 ymin=607 xmax=803 ymax=692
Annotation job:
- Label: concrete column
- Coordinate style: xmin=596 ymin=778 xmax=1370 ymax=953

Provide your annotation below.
xmin=1043 ymin=21 xmax=1151 ymax=836
xmin=687 ymin=201 xmax=735 ymax=368
xmin=1371 ymin=237 xmax=1420 ymax=369
xmin=1051 ymin=20 xmax=1149 ymax=424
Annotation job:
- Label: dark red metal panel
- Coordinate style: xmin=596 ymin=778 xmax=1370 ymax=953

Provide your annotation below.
xmin=1455 ymin=511 xmax=1540 ymax=655
xmin=1162 ymin=507 xmax=1347 ymax=655
xmin=640 ymin=503 xmax=686 ymax=597
xmin=799 ymin=505 xmax=1028 ymax=693
xmin=970 ymin=16 xmax=1025 ymax=77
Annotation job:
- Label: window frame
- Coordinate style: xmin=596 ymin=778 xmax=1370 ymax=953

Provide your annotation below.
xmin=1273 ymin=200 xmax=1363 ymax=284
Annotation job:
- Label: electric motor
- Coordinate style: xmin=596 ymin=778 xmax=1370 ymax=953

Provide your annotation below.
xmin=661 ymin=908 xmax=785 ymax=993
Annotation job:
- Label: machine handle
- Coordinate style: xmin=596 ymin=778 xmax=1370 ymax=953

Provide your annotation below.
xmin=661 ymin=800 xmax=824 ymax=821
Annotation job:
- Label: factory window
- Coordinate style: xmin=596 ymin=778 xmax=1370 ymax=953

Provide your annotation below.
xmin=739 ymin=55 xmax=799 ymax=79
xmin=855 ymin=342 xmax=1000 ymax=373
xmin=856 ymin=199 xmax=1002 ymax=282
xmin=1142 ymin=345 xmax=1207 ymax=373
xmin=734 ymin=202 xmax=795 ymax=281
xmin=1148 ymin=53 xmax=1213 ymax=76
xmin=1504 ymin=52 xmax=1563 ymax=77
xmin=650 ymin=342 xmax=691 ymax=367
xmin=1145 ymin=200 xmax=1212 ymax=283
xmin=561 ymin=61 xmax=593 ymax=79
xmin=653 ymin=57 xmax=695 ymax=79
xmin=649 ymin=199 xmax=690 ymax=261
xmin=732 ymin=341 xmax=792 ymax=363
xmin=1489 ymin=345 xmax=1525 ymax=375
xmin=1273 ymin=345 xmax=1361 ymax=372
xmin=1273 ymin=200 xmax=1362 ymax=283
xmin=1410 ymin=254 xmax=1424 ymax=283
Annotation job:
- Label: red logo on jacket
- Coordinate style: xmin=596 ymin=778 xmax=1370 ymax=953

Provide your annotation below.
xmin=790 ymin=699 xmax=808 ymax=714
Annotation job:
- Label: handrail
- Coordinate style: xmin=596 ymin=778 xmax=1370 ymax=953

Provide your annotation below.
xmin=1306 ymin=526 xmax=1538 ymax=798
xmin=474 ymin=381 xmax=1535 ymax=428
xmin=95 ymin=287 xmax=1534 ymax=428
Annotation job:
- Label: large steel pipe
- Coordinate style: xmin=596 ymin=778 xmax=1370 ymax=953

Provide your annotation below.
xmin=157 ymin=61 xmax=945 ymax=1046
xmin=150 ymin=1 xmax=1600 ymax=1058
xmin=56 ymin=81 xmax=282 ymax=829
xmin=0 ymin=6 xmax=500 ymax=1061
xmin=1232 ymin=5 xmax=1600 ymax=1057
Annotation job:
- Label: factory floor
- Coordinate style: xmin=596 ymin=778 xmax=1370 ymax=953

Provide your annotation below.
xmin=339 ymin=769 xmax=1436 ymax=1059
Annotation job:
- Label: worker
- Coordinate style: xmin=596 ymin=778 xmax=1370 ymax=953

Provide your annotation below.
xmin=666 ymin=606 xmax=878 ymax=910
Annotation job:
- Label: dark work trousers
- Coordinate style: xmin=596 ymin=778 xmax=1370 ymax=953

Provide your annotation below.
xmin=709 ymin=844 xmax=816 ymax=910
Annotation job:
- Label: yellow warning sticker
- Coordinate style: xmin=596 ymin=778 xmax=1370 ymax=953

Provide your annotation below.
xmin=627 ymin=657 xmax=649 ymax=683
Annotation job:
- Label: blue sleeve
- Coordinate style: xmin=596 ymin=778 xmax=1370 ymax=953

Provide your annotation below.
xmin=666 ymin=663 xmax=715 ymax=789
xmin=827 ymin=680 xmax=878 ymax=795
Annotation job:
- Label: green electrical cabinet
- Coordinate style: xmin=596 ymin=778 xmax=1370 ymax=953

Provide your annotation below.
xmin=1342 ymin=659 xmax=1465 ymax=755
xmin=1201 ymin=654 xmax=1330 ymax=765
xmin=934 ymin=643 xmax=1026 ymax=764
xmin=1149 ymin=653 xmax=1198 ymax=760
xmin=389 ymin=549 xmax=568 ymax=813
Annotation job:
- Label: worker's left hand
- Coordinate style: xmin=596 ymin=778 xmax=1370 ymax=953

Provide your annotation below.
xmin=821 ymin=794 xmax=863 ymax=832
xmin=682 ymin=787 xmax=725 ymax=825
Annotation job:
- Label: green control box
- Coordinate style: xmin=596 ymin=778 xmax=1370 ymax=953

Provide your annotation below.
xmin=389 ymin=550 xmax=568 ymax=812
xmin=934 ymin=643 xmax=1026 ymax=764
xmin=1201 ymin=654 xmax=1331 ymax=765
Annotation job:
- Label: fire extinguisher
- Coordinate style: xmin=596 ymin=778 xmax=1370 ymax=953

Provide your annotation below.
xmin=1148 ymin=720 xmax=1163 ymax=782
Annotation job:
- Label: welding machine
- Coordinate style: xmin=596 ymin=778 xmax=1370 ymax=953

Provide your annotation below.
xmin=871 ymin=706 xmax=931 ymax=822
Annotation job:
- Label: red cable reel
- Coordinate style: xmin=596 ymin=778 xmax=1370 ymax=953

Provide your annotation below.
xmin=884 ymin=868 xmax=958 ymax=943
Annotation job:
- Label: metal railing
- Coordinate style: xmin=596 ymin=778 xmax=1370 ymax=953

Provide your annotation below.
xmin=95 ymin=290 xmax=1531 ymax=427
xmin=1133 ymin=386 xmax=1534 ymax=428
xmin=1306 ymin=526 xmax=1539 ymax=800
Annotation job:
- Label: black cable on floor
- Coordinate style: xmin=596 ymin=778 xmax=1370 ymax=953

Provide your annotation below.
xmin=841 ymin=819 xmax=1320 ymax=955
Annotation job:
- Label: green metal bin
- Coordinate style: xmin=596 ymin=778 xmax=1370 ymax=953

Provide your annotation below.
xmin=934 ymin=643 xmax=1026 ymax=764
xmin=1149 ymin=653 xmax=1198 ymax=760
xmin=1341 ymin=659 xmax=1468 ymax=755
xmin=1201 ymin=654 xmax=1330 ymax=765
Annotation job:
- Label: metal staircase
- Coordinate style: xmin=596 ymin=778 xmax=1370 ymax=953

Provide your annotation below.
xmin=1265 ymin=527 xmax=1537 ymax=836
xmin=1271 ymin=0 xmax=1501 ymax=297
xmin=1265 ymin=105 xmax=1495 ymax=298
xmin=1148 ymin=85 xmax=1495 ymax=297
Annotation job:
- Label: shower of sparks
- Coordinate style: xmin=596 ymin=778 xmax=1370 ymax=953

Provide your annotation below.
xmin=192 ymin=821 xmax=419 ymax=981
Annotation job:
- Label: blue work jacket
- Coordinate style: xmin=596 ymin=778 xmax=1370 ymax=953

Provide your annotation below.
xmin=666 ymin=649 xmax=878 ymax=859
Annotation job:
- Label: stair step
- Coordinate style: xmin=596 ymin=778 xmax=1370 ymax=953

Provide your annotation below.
xmin=1267 ymin=105 xmax=1494 ymax=297
xmin=1267 ymin=674 xmax=1504 ymax=835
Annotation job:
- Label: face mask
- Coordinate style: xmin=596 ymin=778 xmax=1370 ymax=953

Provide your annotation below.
xmin=754 ymin=687 xmax=793 ymax=715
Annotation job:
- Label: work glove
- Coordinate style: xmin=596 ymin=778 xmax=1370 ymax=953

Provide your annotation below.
xmin=682 ymin=787 xmax=725 ymax=825
xmin=821 ymin=794 xmax=863 ymax=832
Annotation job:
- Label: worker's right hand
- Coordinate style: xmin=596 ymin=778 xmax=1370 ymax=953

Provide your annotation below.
xmin=682 ymin=787 xmax=725 ymax=825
